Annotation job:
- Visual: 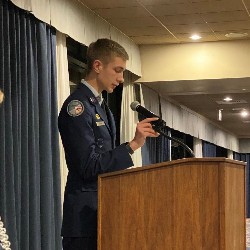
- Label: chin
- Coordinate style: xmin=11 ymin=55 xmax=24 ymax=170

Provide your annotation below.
xmin=107 ymin=89 xmax=114 ymax=93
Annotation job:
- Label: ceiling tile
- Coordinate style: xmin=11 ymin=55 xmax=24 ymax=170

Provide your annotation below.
xmin=190 ymin=0 xmax=220 ymax=2
xmin=140 ymin=0 xmax=187 ymax=5
xmin=159 ymin=14 xmax=204 ymax=25
xmin=81 ymin=0 xmax=139 ymax=9
xmin=240 ymin=0 xmax=250 ymax=9
xmin=208 ymin=20 xmax=250 ymax=32
xmin=121 ymin=25 xmax=172 ymax=36
xmin=106 ymin=16 xmax=160 ymax=28
xmin=167 ymin=23 xmax=212 ymax=33
xmin=201 ymin=11 xmax=250 ymax=23
xmin=193 ymin=0 xmax=246 ymax=13
xmin=93 ymin=6 xmax=150 ymax=19
xmin=146 ymin=3 xmax=197 ymax=16
xmin=131 ymin=35 xmax=178 ymax=44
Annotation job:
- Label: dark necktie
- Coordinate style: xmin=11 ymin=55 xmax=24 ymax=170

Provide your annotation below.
xmin=101 ymin=101 xmax=106 ymax=111
xmin=101 ymin=100 xmax=111 ymax=126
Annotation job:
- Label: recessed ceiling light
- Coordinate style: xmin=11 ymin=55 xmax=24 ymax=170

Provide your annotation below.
xmin=223 ymin=97 xmax=232 ymax=102
xmin=225 ymin=32 xmax=248 ymax=38
xmin=241 ymin=110 xmax=248 ymax=117
xmin=189 ymin=34 xmax=201 ymax=40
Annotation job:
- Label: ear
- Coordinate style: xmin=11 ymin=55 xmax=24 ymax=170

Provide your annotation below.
xmin=93 ymin=60 xmax=103 ymax=73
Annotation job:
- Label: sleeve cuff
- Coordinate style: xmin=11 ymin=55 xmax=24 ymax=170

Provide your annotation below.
xmin=125 ymin=142 xmax=134 ymax=155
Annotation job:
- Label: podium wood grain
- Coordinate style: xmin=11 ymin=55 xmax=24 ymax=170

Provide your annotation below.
xmin=98 ymin=158 xmax=246 ymax=250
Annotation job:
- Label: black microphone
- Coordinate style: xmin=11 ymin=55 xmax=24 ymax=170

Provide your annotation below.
xmin=130 ymin=101 xmax=195 ymax=157
xmin=130 ymin=101 xmax=160 ymax=119
xmin=130 ymin=101 xmax=166 ymax=130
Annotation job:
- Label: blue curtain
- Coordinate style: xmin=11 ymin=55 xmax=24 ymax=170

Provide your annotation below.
xmin=142 ymin=126 xmax=170 ymax=166
xmin=202 ymin=141 xmax=217 ymax=157
xmin=0 ymin=0 xmax=62 ymax=249
xmin=234 ymin=153 xmax=250 ymax=218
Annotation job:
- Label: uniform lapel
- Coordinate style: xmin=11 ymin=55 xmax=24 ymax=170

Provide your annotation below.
xmin=78 ymin=83 xmax=115 ymax=146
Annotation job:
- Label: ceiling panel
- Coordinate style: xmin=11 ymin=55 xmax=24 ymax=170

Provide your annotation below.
xmin=93 ymin=6 xmax=150 ymax=19
xmin=158 ymin=14 xmax=204 ymax=25
xmin=192 ymin=0 xmax=246 ymax=13
xmin=106 ymin=16 xmax=160 ymax=28
xmin=131 ymin=35 xmax=179 ymax=44
xmin=141 ymin=0 xmax=187 ymax=5
xmin=201 ymin=11 xmax=249 ymax=23
xmin=167 ymin=23 xmax=212 ymax=33
xmin=81 ymin=0 xmax=139 ymax=9
xmin=208 ymin=20 xmax=250 ymax=32
xmin=120 ymin=25 xmax=171 ymax=36
xmin=146 ymin=3 xmax=198 ymax=16
xmin=243 ymin=0 xmax=250 ymax=9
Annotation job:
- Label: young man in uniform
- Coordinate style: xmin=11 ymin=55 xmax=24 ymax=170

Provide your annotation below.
xmin=58 ymin=38 xmax=158 ymax=250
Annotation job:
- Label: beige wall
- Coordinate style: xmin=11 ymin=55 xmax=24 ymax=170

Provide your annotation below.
xmin=139 ymin=40 xmax=250 ymax=82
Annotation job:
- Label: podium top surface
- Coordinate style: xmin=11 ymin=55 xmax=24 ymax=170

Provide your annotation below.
xmin=98 ymin=157 xmax=246 ymax=179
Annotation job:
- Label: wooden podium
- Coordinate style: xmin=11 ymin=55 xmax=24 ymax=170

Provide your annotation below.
xmin=98 ymin=158 xmax=246 ymax=250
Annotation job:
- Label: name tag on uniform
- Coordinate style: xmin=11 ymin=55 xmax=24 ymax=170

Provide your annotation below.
xmin=96 ymin=121 xmax=105 ymax=126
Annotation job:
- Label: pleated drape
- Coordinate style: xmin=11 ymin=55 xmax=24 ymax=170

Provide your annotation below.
xmin=0 ymin=0 xmax=62 ymax=249
xmin=140 ymin=85 xmax=170 ymax=165
xmin=55 ymin=31 xmax=70 ymax=207
xmin=202 ymin=141 xmax=217 ymax=157
xmin=120 ymin=76 xmax=142 ymax=168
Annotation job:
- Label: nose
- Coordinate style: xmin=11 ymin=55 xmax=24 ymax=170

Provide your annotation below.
xmin=117 ymin=72 xmax=124 ymax=84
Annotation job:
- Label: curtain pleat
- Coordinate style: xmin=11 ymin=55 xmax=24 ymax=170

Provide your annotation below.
xmin=202 ymin=141 xmax=216 ymax=157
xmin=120 ymin=73 xmax=142 ymax=167
xmin=0 ymin=0 xmax=62 ymax=249
xmin=193 ymin=137 xmax=203 ymax=158
xmin=55 ymin=31 xmax=70 ymax=207
xmin=139 ymin=85 xmax=170 ymax=165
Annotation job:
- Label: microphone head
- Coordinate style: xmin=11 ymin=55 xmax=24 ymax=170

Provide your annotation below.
xmin=130 ymin=101 xmax=140 ymax=111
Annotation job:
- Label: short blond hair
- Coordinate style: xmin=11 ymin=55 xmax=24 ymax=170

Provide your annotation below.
xmin=86 ymin=38 xmax=129 ymax=74
xmin=0 ymin=89 xmax=4 ymax=104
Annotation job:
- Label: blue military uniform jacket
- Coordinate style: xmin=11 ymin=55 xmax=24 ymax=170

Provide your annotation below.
xmin=58 ymin=83 xmax=134 ymax=237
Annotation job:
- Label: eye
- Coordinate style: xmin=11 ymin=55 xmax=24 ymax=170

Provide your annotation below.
xmin=115 ymin=67 xmax=124 ymax=73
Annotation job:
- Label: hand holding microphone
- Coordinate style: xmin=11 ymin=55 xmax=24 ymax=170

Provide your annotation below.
xmin=127 ymin=101 xmax=163 ymax=153
xmin=130 ymin=101 xmax=166 ymax=132
xmin=129 ymin=117 xmax=160 ymax=152
xmin=130 ymin=101 xmax=195 ymax=157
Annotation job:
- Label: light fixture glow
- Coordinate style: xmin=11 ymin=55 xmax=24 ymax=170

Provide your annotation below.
xmin=223 ymin=97 xmax=232 ymax=102
xmin=241 ymin=110 xmax=249 ymax=117
xmin=190 ymin=34 xmax=201 ymax=40
xmin=217 ymin=109 xmax=223 ymax=121
xmin=225 ymin=32 xmax=248 ymax=38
